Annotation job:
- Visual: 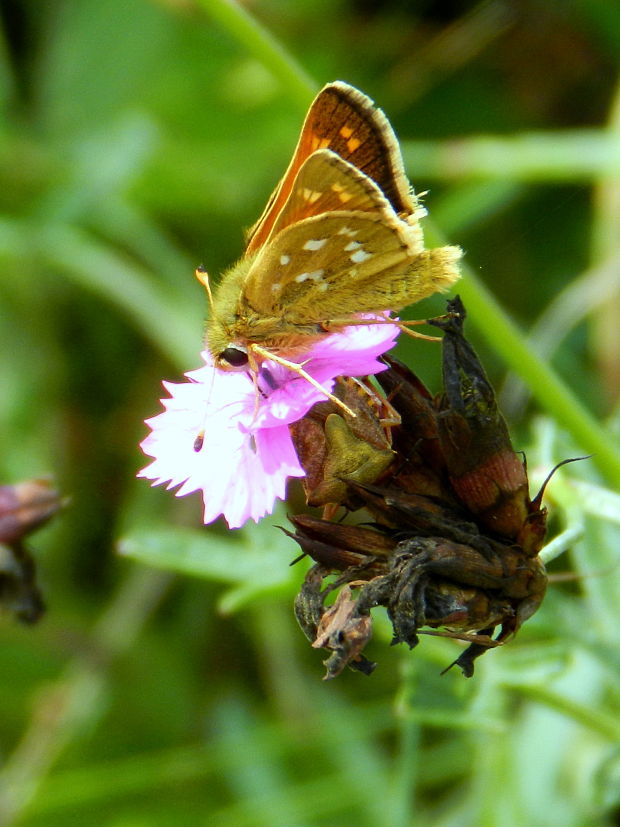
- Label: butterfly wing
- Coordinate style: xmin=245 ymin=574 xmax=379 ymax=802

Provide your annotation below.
xmin=263 ymin=149 xmax=424 ymax=249
xmin=245 ymin=81 xmax=416 ymax=255
xmin=241 ymin=208 xmax=460 ymax=325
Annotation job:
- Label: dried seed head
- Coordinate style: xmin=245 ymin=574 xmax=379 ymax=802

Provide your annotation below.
xmin=431 ymin=297 xmax=546 ymax=552
xmin=0 ymin=478 xmax=62 ymax=625
xmin=289 ymin=297 xmax=549 ymax=678
xmin=0 ymin=478 xmax=63 ymax=544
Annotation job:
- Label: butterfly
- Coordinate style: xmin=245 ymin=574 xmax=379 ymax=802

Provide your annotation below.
xmin=198 ymin=81 xmax=461 ymax=386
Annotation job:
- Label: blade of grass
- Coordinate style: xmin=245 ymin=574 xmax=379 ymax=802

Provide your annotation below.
xmin=0 ymin=567 xmax=172 ymax=825
xmin=502 ymin=682 xmax=620 ymax=741
xmin=403 ymin=130 xmax=620 ymax=181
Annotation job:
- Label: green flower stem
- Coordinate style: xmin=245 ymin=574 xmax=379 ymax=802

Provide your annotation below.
xmin=195 ymin=0 xmax=316 ymax=108
xmin=391 ymin=662 xmax=419 ymax=825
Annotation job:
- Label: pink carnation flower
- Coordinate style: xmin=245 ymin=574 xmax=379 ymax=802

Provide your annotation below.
xmin=138 ymin=320 xmax=399 ymax=528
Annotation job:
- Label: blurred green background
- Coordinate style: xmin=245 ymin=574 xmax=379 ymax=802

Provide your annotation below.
xmin=2 ymin=0 xmax=620 ymax=824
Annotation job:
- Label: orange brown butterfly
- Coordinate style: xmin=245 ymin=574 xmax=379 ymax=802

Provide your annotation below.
xmin=197 ymin=81 xmax=461 ymax=400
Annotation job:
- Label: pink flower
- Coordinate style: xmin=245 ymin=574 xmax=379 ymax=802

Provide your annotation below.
xmin=138 ymin=320 xmax=399 ymax=528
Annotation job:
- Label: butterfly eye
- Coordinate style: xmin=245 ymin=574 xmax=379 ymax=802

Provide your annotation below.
xmin=220 ymin=346 xmax=249 ymax=368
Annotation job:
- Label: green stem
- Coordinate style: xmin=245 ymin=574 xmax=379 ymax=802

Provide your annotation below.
xmin=391 ymin=662 xmax=419 ymax=826
xmin=195 ymin=0 xmax=317 ymax=108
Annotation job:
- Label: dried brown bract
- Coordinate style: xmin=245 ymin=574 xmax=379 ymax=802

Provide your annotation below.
xmin=0 ymin=478 xmax=63 ymax=623
xmin=289 ymin=297 xmax=548 ymax=678
xmin=289 ymin=376 xmax=397 ymax=511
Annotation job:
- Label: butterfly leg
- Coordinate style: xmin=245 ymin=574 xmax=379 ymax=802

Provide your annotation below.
xmin=248 ymin=344 xmax=357 ymax=418
xmin=347 ymin=376 xmax=401 ymax=438
xmin=393 ymin=322 xmax=441 ymax=342
xmin=321 ymin=316 xmax=441 ymax=342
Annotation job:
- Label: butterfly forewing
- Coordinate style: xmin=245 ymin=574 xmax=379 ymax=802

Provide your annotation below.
xmin=264 ymin=149 xmax=424 ymax=250
xmin=245 ymin=82 xmax=416 ymax=254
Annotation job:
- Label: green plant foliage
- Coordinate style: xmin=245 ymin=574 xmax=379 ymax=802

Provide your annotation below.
xmin=1 ymin=1 xmax=620 ymax=824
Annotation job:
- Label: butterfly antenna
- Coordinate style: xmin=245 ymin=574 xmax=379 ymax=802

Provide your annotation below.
xmin=195 ymin=265 xmax=215 ymax=316
xmin=192 ymin=265 xmax=218 ymax=451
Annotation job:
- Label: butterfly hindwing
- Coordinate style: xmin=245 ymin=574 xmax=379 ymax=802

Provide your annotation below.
xmin=241 ymin=209 xmax=448 ymax=323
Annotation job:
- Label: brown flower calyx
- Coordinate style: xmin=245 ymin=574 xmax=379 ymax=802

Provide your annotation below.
xmin=289 ymin=297 xmax=549 ymax=679
xmin=289 ymin=376 xmax=397 ymax=510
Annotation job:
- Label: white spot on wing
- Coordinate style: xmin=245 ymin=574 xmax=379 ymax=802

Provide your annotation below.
xmin=280 ymin=254 xmax=290 ymax=265
xmin=294 ymin=269 xmax=325 ymax=283
xmin=303 ymin=238 xmax=327 ymax=251
xmin=350 ymin=248 xmax=372 ymax=264
xmin=337 ymin=226 xmax=358 ymax=237
xmin=344 ymin=240 xmax=362 ymax=251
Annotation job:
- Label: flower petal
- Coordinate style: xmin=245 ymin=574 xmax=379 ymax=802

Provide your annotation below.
xmin=138 ymin=317 xmax=399 ymax=527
